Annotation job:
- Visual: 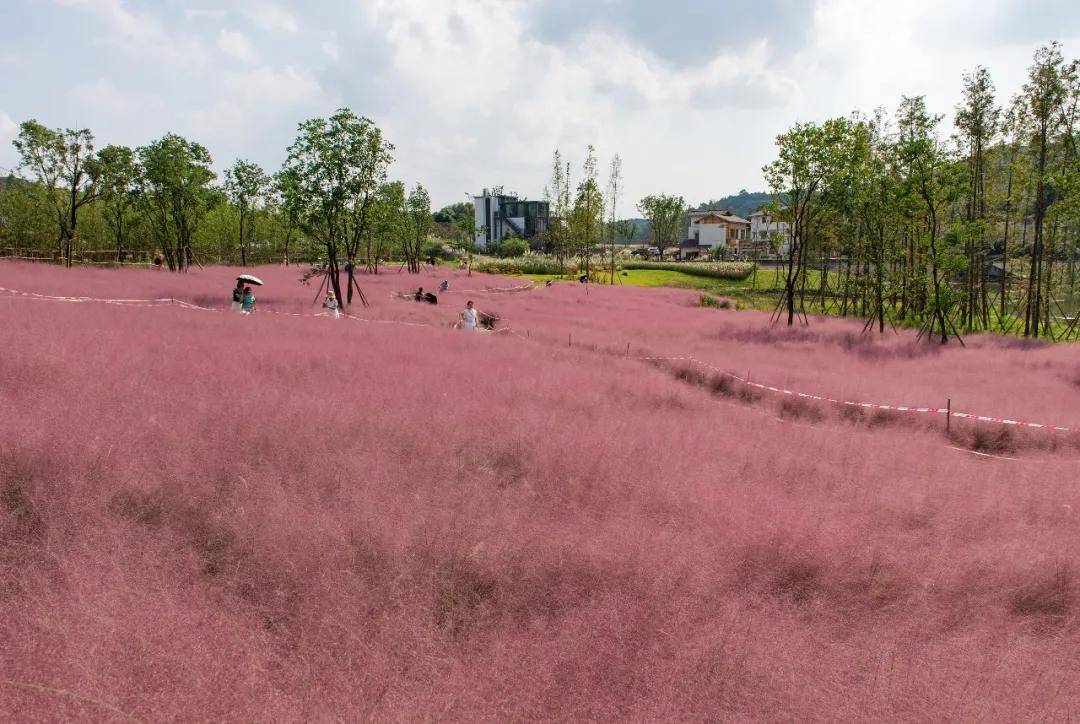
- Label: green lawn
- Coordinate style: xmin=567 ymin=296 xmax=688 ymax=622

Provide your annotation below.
xmin=521 ymin=267 xmax=823 ymax=312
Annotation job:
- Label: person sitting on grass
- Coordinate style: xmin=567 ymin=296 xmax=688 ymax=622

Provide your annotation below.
xmin=323 ymin=289 xmax=340 ymax=318
xmin=241 ymin=286 xmax=256 ymax=314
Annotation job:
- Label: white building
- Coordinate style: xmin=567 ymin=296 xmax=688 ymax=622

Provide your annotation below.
xmin=749 ymin=208 xmax=792 ymax=256
xmin=473 ymin=189 xmax=549 ymax=251
xmin=675 ymin=210 xmax=751 ymax=259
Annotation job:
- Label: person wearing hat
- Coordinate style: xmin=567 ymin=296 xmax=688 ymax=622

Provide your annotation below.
xmin=323 ymin=289 xmax=341 ymax=318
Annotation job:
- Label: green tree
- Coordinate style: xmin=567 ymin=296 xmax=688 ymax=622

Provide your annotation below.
xmin=223 ymin=159 xmax=270 ymax=267
xmin=95 ymin=144 xmax=140 ymax=262
xmin=402 ymin=183 xmax=431 ymax=273
xmin=954 ymin=65 xmax=999 ymax=330
xmin=497 ymin=236 xmax=529 ymax=258
xmin=1012 ymin=43 xmax=1070 ymax=337
xmin=0 ymin=178 xmax=54 ymax=254
xmin=896 ymin=95 xmax=965 ymax=343
xmin=280 ymin=108 xmax=394 ymax=305
xmin=13 ymin=120 xmax=103 ymax=267
xmin=568 ymin=145 xmax=605 ymax=276
xmin=433 ymin=202 xmax=472 ymax=224
xmin=365 ymin=181 xmax=406 ymax=273
xmin=636 ymin=193 xmax=685 ymax=261
xmin=605 ymin=153 xmax=623 ymax=284
xmin=763 ymin=118 xmax=855 ymax=326
xmin=543 ymin=149 xmax=573 ymax=266
xmin=136 ymin=134 xmax=217 ymax=271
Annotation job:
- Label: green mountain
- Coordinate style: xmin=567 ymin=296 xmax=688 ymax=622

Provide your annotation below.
xmin=691 ymin=190 xmax=772 ymax=218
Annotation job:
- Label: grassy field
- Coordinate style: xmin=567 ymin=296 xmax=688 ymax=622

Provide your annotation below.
xmin=524 ymin=267 xmax=821 ymax=312
xmin=2 ymin=262 xmax=1079 ymax=720
xmin=527 ymin=266 xmax=1077 ymax=336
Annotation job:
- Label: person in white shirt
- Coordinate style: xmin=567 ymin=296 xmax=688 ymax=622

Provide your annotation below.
xmin=323 ymin=290 xmax=340 ymax=318
xmin=461 ymin=300 xmax=478 ymax=331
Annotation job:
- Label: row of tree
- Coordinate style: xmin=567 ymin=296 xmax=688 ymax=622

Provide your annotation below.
xmin=537 ymin=147 xmax=694 ymax=280
xmin=763 ymin=42 xmax=1079 ymax=340
xmin=0 ymin=109 xmax=453 ymax=303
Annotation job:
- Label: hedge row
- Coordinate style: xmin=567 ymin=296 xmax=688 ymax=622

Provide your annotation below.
xmin=621 ymin=261 xmax=755 ymax=280
xmin=470 ymin=256 xmax=575 ymax=275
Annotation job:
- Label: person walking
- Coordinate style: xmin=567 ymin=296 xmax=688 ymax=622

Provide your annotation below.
xmin=323 ymin=289 xmax=340 ymax=318
xmin=241 ymin=286 xmax=256 ymax=314
xmin=231 ymin=279 xmax=245 ymax=312
xmin=461 ymin=300 xmax=478 ymax=331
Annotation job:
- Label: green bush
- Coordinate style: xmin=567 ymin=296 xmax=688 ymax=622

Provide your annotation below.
xmin=698 ymin=294 xmax=734 ymax=309
xmin=496 ymin=237 xmax=529 ymax=258
xmin=471 ymin=255 xmax=573 ymax=275
xmin=422 ymin=238 xmax=457 ymax=260
xmin=623 ymin=260 xmax=755 ymax=280
xmin=709 ymin=245 xmax=734 ymax=261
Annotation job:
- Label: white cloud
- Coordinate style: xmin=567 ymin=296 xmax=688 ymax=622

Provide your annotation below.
xmin=218 ymin=29 xmax=260 ymax=64
xmin=222 ymin=65 xmax=330 ymax=106
xmin=185 ymin=8 xmax=227 ymax=23
xmin=49 ymin=0 xmax=206 ymax=68
xmin=321 ymin=39 xmax=340 ymax=61
xmin=246 ymin=4 xmax=299 ymax=34
xmin=11 ymin=0 xmax=1080 ymax=211
xmin=182 ymin=64 xmax=339 ymax=150
xmin=0 ymin=112 xmax=19 ymax=171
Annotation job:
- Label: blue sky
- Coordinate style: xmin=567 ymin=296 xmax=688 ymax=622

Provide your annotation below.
xmin=1 ymin=0 xmax=1077 ymax=213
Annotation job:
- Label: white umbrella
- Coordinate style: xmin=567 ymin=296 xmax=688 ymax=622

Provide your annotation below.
xmin=236 ymin=274 xmax=263 ymax=286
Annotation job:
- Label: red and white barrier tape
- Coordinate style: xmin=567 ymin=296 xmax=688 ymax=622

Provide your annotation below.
xmin=5 ymin=285 xmax=1077 ymax=434
xmin=643 ymin=355 xmax=1080 ymax=434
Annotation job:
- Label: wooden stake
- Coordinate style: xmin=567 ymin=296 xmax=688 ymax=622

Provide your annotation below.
xmin=625 ymin=343 xmax=630 ymax=358
xmin=946 ymin=398 xmax=951 ymax=434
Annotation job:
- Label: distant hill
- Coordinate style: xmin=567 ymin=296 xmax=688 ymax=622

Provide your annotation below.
xmin=691 ymin=190 xmax=772 ymax=218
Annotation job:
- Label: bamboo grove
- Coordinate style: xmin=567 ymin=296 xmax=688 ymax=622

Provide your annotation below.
xmin=764 ymin=43 xmax=1080 ymax=341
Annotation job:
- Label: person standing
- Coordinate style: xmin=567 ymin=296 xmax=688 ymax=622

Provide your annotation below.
xmin=231 ymin=280 xmax=245 ymax=312
xmin=461 ymin=300 xmax=478 ymax=331
xmin=323 ymin=290 xmax=340 ymax=318
xmin=241 ymin=286 xmax=256 ymax=314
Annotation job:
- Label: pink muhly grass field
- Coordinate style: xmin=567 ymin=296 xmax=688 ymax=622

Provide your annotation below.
xmin=1 ymin=260 xmax=1080 ymax=720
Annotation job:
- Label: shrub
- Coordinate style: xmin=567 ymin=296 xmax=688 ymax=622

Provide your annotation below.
xmin=471 ymin=255 xmax=572 ymax=275
xmin=698 ymin=295 xmax=734 ymax=309
xmin=622 ymin=260 xmax=755 ymax=280
xmin=777 ymin=396 xmax=825 ymax=423
xmin=422 ymin=238 xmax=456 ymax=261
xmin=496 ymin=237 xmax=530 ymax=258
